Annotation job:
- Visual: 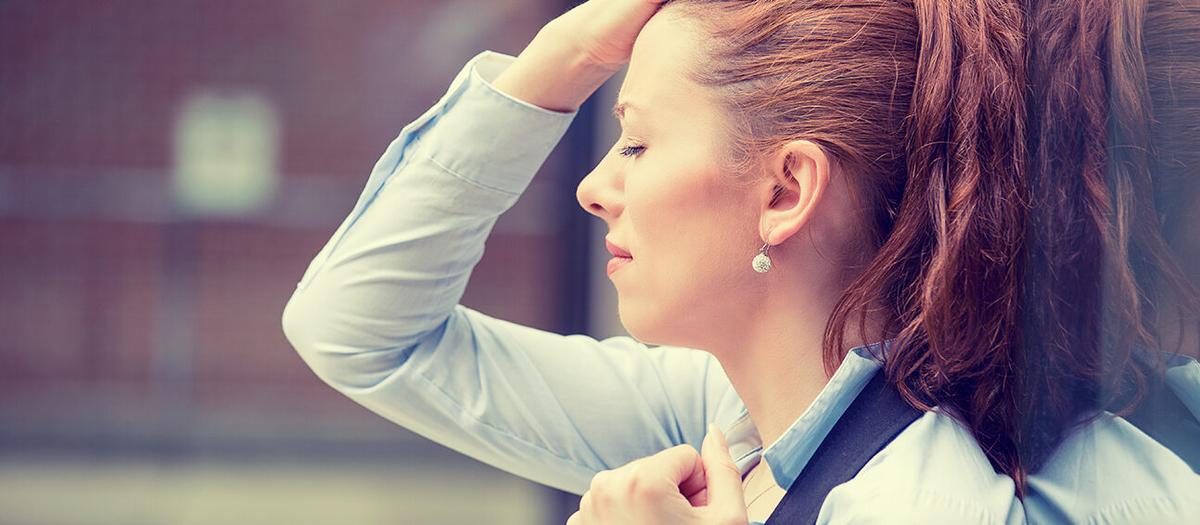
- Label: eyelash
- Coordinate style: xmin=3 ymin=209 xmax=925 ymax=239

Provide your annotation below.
xmin=618 ymin=144 xmax=646 ymax=158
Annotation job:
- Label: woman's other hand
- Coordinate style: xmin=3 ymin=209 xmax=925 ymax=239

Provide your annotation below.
xmin=492 ymin=0 xmax=669 ymax=113
xmin=566 ymin=424 xmax=749 ymax=525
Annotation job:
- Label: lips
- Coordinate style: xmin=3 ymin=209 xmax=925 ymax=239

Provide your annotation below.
xmin=605 ymin=238 xmax=633 ymax=277
xmin=607 ymin=256 xmax=632 ymax=276
xmin=605 ymin=238 xmax=633 ymax=259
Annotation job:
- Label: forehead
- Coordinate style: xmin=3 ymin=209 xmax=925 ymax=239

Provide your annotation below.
xmin=615 ymin=11 xmax=710 ymax=125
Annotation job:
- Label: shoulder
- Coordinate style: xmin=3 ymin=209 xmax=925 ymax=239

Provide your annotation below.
xmin=1025 ymin=413 xmax=1200 ymax=525
xmin=817 ymin=410 xmax=1024 ymax=525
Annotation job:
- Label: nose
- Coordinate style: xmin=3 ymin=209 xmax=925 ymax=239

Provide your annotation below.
xmin=575 ymin=153 xmax=624 ymax=222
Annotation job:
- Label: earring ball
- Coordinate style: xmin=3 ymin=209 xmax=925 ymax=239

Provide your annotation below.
xmin=752 ymin=252 xmax=772 ymax=273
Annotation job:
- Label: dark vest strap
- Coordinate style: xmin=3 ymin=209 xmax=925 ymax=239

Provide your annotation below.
xmin=765 ymin=371 xmax=922 ymax=524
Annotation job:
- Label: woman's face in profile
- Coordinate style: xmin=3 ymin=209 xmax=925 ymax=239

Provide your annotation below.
xmin=576 ymin=10 xmax=766 ymax=349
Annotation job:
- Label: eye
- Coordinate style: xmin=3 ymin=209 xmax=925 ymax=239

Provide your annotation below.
xmin=618 ymin=144 xmax=646 ymax=158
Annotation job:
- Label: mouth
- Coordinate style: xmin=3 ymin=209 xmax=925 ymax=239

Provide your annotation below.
xmin=604 ymin=238 xmax=633 ymax=276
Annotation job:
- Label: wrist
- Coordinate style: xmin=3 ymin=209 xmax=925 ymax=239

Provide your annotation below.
xmin=491 ymin=36 xmax=620 ymax=113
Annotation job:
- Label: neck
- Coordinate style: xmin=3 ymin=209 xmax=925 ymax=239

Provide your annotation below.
xmin=712 ymin=264 xmax=877 ymax=450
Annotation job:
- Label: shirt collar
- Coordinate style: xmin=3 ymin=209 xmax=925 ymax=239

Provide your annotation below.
xmin=1161 ymin=352 xmax=1200 ymax=422
xmin=733 ymin=340 xmax=892 ymax=490
xmin=730 ymin=345 xmax=1196 ymax=490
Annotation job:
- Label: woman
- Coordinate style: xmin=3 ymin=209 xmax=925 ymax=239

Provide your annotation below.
xmin=595 ymin=1 xmax=1200 ymax=523
xmin=282 ymin=0 xmax=1028 ymax=522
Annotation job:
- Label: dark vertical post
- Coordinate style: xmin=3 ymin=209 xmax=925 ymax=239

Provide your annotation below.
xmin=548 ymin=0 xmax=598 ymax=519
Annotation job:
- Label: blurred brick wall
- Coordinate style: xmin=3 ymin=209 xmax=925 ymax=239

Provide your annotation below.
xmin=0 ymin=0 xmax=573 ymax=434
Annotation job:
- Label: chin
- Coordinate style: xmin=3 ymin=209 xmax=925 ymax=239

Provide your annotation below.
xmin=616 ymin=300 xmax=650 ymax=344
xmin=617 ymin=300 xmax=673 ymax=347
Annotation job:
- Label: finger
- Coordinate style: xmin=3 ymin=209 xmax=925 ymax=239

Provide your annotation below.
xmin=701 ymin=423 xmax=746 ymax=509
xmin=647 ymin=444 xmax=704 ymax=486
xmin=640 ymin=444 xmax=705 ymax=505
xmin=686 ymin=487 xmax=708 ymax=507
xmin=566 ymin=510 xmax=582 ymax=525
xmin=669 ymin=446 xmax=707 ymax=504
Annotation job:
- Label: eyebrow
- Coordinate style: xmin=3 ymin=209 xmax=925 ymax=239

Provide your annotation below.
xmin=612 ymin=101 xmax=637 ymax=121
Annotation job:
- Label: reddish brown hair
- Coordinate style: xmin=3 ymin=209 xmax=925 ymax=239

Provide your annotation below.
xmin=664 ymin=0 xmax=1030 ymax=485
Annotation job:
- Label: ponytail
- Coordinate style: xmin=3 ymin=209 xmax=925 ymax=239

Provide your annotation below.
xmin=826 ymin=0 xmax=1030 ymax=489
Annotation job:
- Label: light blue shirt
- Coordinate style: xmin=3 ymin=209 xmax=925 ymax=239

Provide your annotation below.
xmin=281 ymin=49 xmax=1199 ymax=524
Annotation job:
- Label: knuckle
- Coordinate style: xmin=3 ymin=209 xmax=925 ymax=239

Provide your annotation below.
xmin=672 ymin=443 xmax=697 ymax=454
xmin=625 ymin=466 xmax=646 ymax=492
xmin=629 ymin=479 xmax=662 ymax=501
xmin=663 ymin=443 xmax=699 ymax=463
xmin=587 ymin=471 xmax=615 ymax=506
xmin=578 ymin=490 xmax=593 ymax=513
xmin=588 ymin=469 xmax=612 ymax=490
xmin=625 ymin=464 xmax=665 ymax=500
xmin=723 ymin=462 xmax=743 ymax=478
xmin=660 ymin=443 xmax=685 ymax=455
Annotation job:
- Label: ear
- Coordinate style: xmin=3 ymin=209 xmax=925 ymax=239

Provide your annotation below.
xmin=758 ymin=139 xmax=831 ymax=245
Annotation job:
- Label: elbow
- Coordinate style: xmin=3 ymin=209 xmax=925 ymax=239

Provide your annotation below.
xmin=283 ymin=291 xmax=350 ymax=376
xmin=281 ymin=291 xmax=346 ymax=386
xmin=281 ymin=291 xmax=320 ymax=364
xmin=280 ymin=290 xmax=420 ymax=391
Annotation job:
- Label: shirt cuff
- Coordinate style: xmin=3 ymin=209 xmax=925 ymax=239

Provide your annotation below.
xmin=415 ymin=50 xmax=580 ymax=196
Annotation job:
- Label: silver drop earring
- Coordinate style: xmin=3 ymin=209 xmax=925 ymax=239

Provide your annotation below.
xmin=752 ymin=241 xmax=773 ymax=273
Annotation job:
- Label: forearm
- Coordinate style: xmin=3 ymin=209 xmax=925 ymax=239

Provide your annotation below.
xmin=490 ymin=29 xmax=621 ymax=113
xmin=282 ymin=51 xmax=577 ymax=384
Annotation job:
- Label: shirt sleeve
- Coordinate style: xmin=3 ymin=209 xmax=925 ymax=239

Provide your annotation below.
xmin=280 ymin=50 xmax=745 ymax=496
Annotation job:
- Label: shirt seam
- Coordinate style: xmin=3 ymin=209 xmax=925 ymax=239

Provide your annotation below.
xmin=910 ymin=486 xmax=1005 ymax=524
xmin=831 ymin=485 xmax=1006 ymax=525
xmin=1084 ymin=495 xmax=1187 ymax=523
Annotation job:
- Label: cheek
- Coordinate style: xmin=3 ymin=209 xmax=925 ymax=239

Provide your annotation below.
xmin=626 ymin=165 xmax=746 ymax=286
